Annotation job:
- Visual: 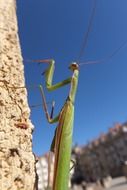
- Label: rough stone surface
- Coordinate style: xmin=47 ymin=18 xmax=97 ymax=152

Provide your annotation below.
xmin=0 ymin=0 xmax=35 ymax=189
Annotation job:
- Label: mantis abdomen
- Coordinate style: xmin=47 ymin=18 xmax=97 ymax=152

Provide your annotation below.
xmin=52 ymin=100 xmax=74 ymax=190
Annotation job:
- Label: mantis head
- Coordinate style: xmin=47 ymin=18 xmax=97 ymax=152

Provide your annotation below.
xmin=69 ymin=62 xmax=79 ymax=71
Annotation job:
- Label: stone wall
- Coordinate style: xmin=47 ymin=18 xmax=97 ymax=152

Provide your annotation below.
xmin=0 ymin=0 xmax=35 ymax=189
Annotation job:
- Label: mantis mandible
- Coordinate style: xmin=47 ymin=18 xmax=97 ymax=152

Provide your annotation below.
xmin=38 ymin=59 xmax=79 ymax=190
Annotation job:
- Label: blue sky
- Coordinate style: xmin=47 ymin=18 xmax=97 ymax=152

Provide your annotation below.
xmin=17 ymin=0 xmax=127 ymax=156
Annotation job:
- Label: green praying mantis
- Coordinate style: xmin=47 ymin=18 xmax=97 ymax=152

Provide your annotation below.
xmin=29 ymin=1 xmax=96 ymax=188
xmin=36 ymin=59 xmax=79 ymax=190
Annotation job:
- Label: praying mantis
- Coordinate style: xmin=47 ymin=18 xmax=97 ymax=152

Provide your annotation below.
xmin=33 ymin=1 xmax=96 ymax=188
xmin=38 ymin=59 xmax=79 ymax=190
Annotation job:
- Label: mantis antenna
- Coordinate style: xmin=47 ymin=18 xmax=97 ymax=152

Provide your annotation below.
xmin=77 ymin=0 xmax=97 ymax=62
xmin=79 ymin=38 xmax=127 ymax=66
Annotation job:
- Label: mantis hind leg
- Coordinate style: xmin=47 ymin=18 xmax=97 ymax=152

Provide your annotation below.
xmin=50 ymin=101 xmax=55 ymax=119
xmin=50 ymin=127 xmax=57 ymax=152
xmin=70 ymin=159 xmax=76 ymax=172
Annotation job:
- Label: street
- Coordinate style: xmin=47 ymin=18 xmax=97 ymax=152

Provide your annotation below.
xmin=106 ymin=177 xmax=127 ymax=190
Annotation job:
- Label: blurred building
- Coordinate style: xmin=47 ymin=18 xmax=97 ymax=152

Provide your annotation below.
xmin=36 ymin=152 xmax=54 ymax=190
xmin=72 ymin=122 xmax=127 ymax=185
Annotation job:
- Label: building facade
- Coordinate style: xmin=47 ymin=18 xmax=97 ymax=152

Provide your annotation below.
xmin=72 ymin=122 xmax=127 ymax=185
